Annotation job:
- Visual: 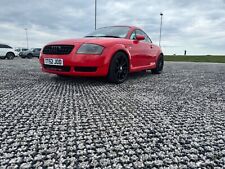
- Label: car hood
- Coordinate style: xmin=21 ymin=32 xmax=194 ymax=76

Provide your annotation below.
xmin=46 ymin=38 xmax=130 ymax=47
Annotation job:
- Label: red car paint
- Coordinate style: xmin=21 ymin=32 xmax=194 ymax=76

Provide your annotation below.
xmin=39 ymin=26 xmax=163 ymax=78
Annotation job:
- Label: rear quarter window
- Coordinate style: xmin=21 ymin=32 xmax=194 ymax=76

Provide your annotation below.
xmin=4 ymin=45 xmax=12 ymax=48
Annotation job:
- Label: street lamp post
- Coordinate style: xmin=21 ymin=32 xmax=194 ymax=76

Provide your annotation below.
xmin=159 ymin=13 xmax=163 ymax=47
xmin=24 ymin=28 xmax=29 ymax=49
xmin=95 ymin=0 xmax=97 ymax=30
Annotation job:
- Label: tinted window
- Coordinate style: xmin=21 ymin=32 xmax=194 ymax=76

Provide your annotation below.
xmin=85 ymin=26 xmax=130 ymax=38
xmin=136 ymin=30 xmax=152 ymax=43
xmin=4 ymin=45 xmax=12 ymax=48
xmin=130 ymin=31 xmax=136 ymax=40
xmin=0 ymin=44 xmax=12 ymax=48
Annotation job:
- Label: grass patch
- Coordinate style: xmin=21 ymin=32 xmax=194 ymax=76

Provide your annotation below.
xmin=165 ymin=55 xmax=225 ymax=63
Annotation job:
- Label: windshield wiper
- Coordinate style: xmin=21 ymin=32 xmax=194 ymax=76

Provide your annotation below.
xmin=84 ymin=35 xmax=121 ymax=38
xmin=84 ymin=35 xmax=98 ymax=38
xmin=98 ymin=35 xmax=121 ymax=38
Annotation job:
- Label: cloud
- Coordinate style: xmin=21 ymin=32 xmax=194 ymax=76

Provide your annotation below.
xmin=0 ymin=0 xmax=224 ymax=54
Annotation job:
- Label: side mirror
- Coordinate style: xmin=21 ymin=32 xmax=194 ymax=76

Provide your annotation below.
xmin=136 ymin=35 xmax=145 ymax=41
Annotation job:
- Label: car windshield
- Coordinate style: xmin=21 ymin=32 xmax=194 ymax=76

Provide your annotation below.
xmin=85 ymin=26 xmax=130 ymax=38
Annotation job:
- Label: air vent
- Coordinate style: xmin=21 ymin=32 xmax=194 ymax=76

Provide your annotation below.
xmin=43 ymin=45 xmax=74 ymax=55
xmin=43 ymin=65 xmax=70 ymax=72
xmin=74 ymin=67 xmax=97 ymax=72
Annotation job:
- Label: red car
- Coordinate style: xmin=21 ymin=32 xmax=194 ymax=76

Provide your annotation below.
xmin=39 ymin=26 xmax=164 ymax=83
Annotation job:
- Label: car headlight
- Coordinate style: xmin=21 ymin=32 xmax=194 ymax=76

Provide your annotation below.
xmin=77 ymin=44 xmax=104 ymax=55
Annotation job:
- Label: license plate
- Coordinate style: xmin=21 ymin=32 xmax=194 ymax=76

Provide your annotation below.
xmin=44 ymin=58 xmax=63 ymax=66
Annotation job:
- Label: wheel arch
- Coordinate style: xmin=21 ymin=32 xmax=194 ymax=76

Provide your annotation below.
xmin=107 ymin=49 xmax=130 ymax=83
xmin=158 ymin=51 xmax=164 ymax=58
xmin=6 ymin=51 xmax=15 ymax=56
xmin=109 ymin=49 xmax=130 ymax=72
xmin=113 ymin=49 xmax=130 ymax=63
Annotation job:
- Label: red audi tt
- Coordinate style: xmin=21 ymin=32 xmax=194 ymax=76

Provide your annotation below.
xmin=39 ymin=26 xmax=164 ymax=83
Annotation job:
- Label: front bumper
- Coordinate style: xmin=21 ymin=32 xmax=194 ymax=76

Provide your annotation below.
xmin=39 ymin=53 xmax=110 ymax=77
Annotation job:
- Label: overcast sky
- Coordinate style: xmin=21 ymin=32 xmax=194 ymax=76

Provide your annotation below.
xmin=0 ymin=0 xmax=225 ymax=55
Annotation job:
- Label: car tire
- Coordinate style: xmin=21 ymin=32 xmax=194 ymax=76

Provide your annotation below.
xmin=27 ymin=54 xmax=33 ymax=59
xmin=6 ymin=52 xmax=15 ymax=60
xmin=151 ymin=54 xmax=164 ymax=74
xmin=107 ymin=52 xmax=129 ymax=84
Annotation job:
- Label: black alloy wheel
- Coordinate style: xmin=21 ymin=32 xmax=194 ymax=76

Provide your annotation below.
xmin=152 ymin=54 xmax=164 ymax=74
xmin=108 ymin=52 xmax=129 ymax=84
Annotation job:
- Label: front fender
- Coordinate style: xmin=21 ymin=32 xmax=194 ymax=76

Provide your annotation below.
xmin=102 ymin=43 xmax=131 ymax=68
xmin=157 ymin=51 xmax=164 ymax=61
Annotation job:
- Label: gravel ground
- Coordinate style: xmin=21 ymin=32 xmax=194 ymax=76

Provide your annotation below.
xmin=0 ymin=58 xmax=225 ymax=169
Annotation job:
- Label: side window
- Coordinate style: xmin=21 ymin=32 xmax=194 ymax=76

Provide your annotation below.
xmin=0 ymin=44 xmax=4 ymax=48
xmin=144 ymin=35 xmax=152 ymax=43
xmin=4 ymin=45 xmax=12 ymax=48
xmin=130 ymin=31 xmax=136 ymax=40
xmin=136 ymin=30 xmax=152 ymax=43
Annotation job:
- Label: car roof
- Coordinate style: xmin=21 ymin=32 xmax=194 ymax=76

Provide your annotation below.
xmin=0 ymin=44 xmax=12 ymax=47
xmin=98 ymin=25 xmax=141 ymax=30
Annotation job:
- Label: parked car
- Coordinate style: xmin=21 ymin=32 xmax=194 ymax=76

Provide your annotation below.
xmin=39 ymin=26 xmax=164 ymax=83
xmin=14 ymin=47 xmax=28 ymax=57
xmin=0 ymin=44 xmax=16 ymax=59
xmin=20 ymin=48 xmax=41 ymax=58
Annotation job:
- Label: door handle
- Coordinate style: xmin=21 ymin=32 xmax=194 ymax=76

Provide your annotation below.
xmin=150 ymin=45 xmax=153 ymax=48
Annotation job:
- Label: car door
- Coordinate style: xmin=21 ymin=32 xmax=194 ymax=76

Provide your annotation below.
xmin=1 ymin=44 xmax=11 ymax=57
xmin=33 ymin=49 xmax=40 ymax=57
xmin=36 ymin=49 xmax=41 ymax=57
xmin=34 ymin=49 xmax=39 ymax=57
xmin=136 ymin=30 xmax=156 ymax=66
xmin=0 ymin=44 xmax=4 ymax=57
xmin=129 ymin=30 xmax=151 ymax=67
xmin=32 ymin=49 xmax=36 ymax=56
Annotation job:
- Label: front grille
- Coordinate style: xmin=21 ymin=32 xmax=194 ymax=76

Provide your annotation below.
xmin=43 ymin=65 xmax=70 ymax=72
xmin=43 ymin=45 xmax=74 ymax=55
xmin=74 ymin=67 xmax=97 ymax=72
